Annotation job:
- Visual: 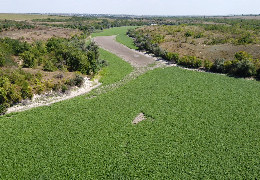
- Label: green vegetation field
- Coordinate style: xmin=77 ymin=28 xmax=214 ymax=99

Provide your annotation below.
xmin=98 ymin=48 xmax=133 ymax=85
xmin=92 ymin=26 xmax=138 ymax=49
xmin=0 ymin=64 xmax=259 ymax=178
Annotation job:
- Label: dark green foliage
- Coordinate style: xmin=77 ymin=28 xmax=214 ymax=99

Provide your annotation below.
xmin=232 ymin=59 xmax=256 ymax=77
xmin=257 ymin=69 xmax=260 ymax=79
xmin=21 ymin=50 xmax=38 ymax=68
xmin=211 ymin=58 xmax=226 ymax=73
xmin=203 ymin=59 xmax=213 ymax=71
xmin=66 ymin=75 xmax=84 ymax=88
xmin=234 ymin=51 xmax=251 ymax=61
xmin=21 ymin=81 xmax=33 ymax=99
xmin=224 ymin=52 xmax=257 ymax=77
xmin=43 ymin=60 xmax=56 ymax=72
xmin=177 ymin=56 xmax=202 ymax=68
xmin=193 ymin=32 xmax=203 ymax=38
xmin=165 ymin=52 xmax=179 ymax=62
xmin=45 ymin=37 xmax=100 ymax=74
xmin=0 ymin=37 xmax=30 ymax=55
xmin=0 ymin=103 xmax=8 ymax=115
xmin=184 ymin=31 xmax=193 ymax=37
xmin=0 ymin=52 xmax=5 ymax=66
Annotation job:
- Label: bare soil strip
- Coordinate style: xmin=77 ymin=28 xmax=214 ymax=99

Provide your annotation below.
xmin=93 ymin=36 xmax=156 ymax=67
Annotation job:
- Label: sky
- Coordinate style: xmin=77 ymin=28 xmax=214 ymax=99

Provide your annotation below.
xmin=1 ymin=0 xmax=260 ymax=16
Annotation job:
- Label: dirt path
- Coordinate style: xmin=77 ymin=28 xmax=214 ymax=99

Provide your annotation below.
xmin=93 ymin=36 xmax=156 ymax=67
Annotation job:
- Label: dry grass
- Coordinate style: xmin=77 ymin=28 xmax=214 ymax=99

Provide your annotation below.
xmin=0 ymin=13 xmax=68 ymax=21
xmin=0 ymin=26 xmax=81 ymax=42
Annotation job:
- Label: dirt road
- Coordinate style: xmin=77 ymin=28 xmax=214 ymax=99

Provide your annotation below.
xmin=93 ymin=36 xmax=156 ymax=67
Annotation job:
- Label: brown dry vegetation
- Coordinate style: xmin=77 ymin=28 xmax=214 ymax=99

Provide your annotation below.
xmin=138 ymin=25 xmax=260 ymax=61
xmin=0 ymin=26 xmax=81 ymax=42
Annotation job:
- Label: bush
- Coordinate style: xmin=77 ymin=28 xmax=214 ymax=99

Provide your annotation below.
xmin=74 ymin=75 xmax=84 ymax=87
xmin=231 ymin=59 xmax=256 ymax=77
xmin=234 ymin=51 xmax=251 ymax=61
xmin=184 ymin=31 xmax=193 ymax=37
xmin=66 ymin=75 xmax=84 ymax=88
xmin=0 ymin=52 xmax=5 ymax=66
xmin=203 ymin=59 xmax=213 ymax=71
xmin=256 ymin=69 xmax=260 ymax=79
xmin=0 ymin=103 xmax=9 ymax=115
xmin=165 ymin=52 xmax=179 ymax=62
xmin=177 ymin=56 xmax=202 ymax=68
xmin=61 ymin=84 xmax=68 ymax=93
xmin=21 ymin=81 xmax=33 ymax=99
xmin=21 ymin=50 xmax=37 ymax=68
xmin=211 ymin=59 xmax=225 ymax=73
xmin=43 ymin=60 xmax=56 ymax=72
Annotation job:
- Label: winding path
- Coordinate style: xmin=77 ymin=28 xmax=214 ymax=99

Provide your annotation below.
xmin=93 ymin=36 xmax=156 ymax=67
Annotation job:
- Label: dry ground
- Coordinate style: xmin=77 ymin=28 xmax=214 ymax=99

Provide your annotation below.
xmin=0 ymin=26 xmax=81 ymax=42
xmin=140 ymin=25 xmax=260 ymax=61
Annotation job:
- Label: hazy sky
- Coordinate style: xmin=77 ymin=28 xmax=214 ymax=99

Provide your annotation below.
xmin=1 ymin=0 xmax=260 ymax=16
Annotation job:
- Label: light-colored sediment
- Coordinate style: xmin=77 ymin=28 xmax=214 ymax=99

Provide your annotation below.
xmin=7 ymin=78 xmax=101 ymax=114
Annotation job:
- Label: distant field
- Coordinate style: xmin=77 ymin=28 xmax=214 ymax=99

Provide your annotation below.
xmin=92 ymin=26 xmax=138 ymax=49
xmin=0 ymin=13 xmax=68 ymax=21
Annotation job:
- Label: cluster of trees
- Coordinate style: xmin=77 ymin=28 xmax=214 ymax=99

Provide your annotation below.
xmin=0 ymin=20 xmax=35 ymax=32
xmin=0 ymin=35 xmax=106 ymax=115
xmin=0 ymin=68 xmax=85 ymax=115
xmin=128 ymin=29 xmax=260 ymax=78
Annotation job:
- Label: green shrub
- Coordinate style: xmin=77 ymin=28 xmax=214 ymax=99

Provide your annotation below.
xmin=0 ymin=103 xmax=9 ymax=115
xmin=165 ymin=52 xmax=179 ymax=62
xmin=0 ymin=52 xmax=5 ymax=67
xmin=211 ymin=59 xmax=225 ymax=73
xmin=203 ymin=59 xmax=213 ymax=71
xmin=231 ymin=59 xmax=256 ymax=77
xmin=43 ymin=60 xmax=56 ymax=72
xmin=256 ymin=68 xmax=260 ymax=79
xmin=234 ymin=51 xmax=251 ymax=61
xmin=35 ymin=80 xmax=45 ymax=94
xmin=184 ymin=31 xmax=193 ymax=37
xmin=21 ymin=50 xmax=37 ymax=68
xmin=223 ymin=60 xmax=233 ymax=73
xmin=177 ymin=56 xmax=202 ymax=68
xmin=194 ymin=32 xmax=204 ymax=38
xmin=61 ymin=84 xmax=68 ymax=93
xmin=21 ymin=81 xmax=33 ymax=99
xmin=66 ymin=75 xmax=84 ymax=88
xmin=237 ymin=34 xmax=253 ymax=45
xmin=7 ymin=84 xmax=22 ymax=104
xmin=0 ymin=87 xmax=7 ymax=104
